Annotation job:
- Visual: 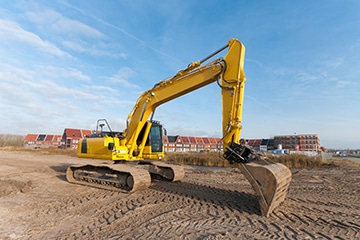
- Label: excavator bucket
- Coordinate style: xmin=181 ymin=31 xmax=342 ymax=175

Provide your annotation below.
xmin=225 ymin=142 xmax=292 ymax=217
xmin=239 ymin=161 xmax=292 ymax=217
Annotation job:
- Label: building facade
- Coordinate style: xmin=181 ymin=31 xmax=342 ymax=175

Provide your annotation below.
xmin=164 ymin=135 xmax=222 ymax=152
xmin=274 ymin=134 xmax=321 ymax=151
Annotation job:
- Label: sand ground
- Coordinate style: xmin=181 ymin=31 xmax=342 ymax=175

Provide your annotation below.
xmin=0 ymin=150 xmax=359 ymax=239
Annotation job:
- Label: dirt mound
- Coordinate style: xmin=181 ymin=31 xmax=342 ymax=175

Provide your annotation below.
xmin=0 ymin=180 xmax=32 ymax=196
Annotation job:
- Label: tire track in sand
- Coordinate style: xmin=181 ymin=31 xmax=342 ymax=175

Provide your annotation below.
xmin=15 ymin=165 xmax=360 ymax=239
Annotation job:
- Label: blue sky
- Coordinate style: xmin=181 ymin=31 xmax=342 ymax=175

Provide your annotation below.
xmin=0 ymin=0 xmax=359 ymax=149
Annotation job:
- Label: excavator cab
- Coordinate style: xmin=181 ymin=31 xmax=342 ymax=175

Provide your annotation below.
xmin=148 ymin=123 xmax=164 ymax=153
xmin=135 ymin=121 xmax=165 ymax=159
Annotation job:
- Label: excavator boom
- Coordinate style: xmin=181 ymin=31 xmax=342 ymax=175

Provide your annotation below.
xmin=66 ymin=38 xmax=292 ymax=217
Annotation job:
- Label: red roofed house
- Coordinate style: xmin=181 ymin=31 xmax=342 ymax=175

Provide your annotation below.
xmin=179 ymin=136 xmax=190 ymax=152
xmin=188 ymin=136 xmax=197 ymax=151
xmin=195 ymin=137 xmax=204 ymax=152
xmin=202 ymin=137 xmax=211 ymax=151
xmin=61 ymin=128 xmax=92 ymax=149
xmin=24 ymin=134 xmax=39 ymax=148
xmin=24 ymin=134 xmax=62 ymax=148
xmin=246 ymin=139 xmax=262 ymax=151
xmin=44 ymin=135 xmax=62 ymax=147
xmin=209 ymin=137 xmax=222 ymax=151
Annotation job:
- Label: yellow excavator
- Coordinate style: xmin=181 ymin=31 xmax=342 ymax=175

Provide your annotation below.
xmin=66 ymin=38 xmax=292 ymax=217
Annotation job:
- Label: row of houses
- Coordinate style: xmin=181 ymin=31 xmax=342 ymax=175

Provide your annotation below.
xmin=164 ymin=135 xmax=222 ymax=152
xmin=24 ymin=134 xmax=62 ymax=148
xmin=165 ymin=134 xmax=325 ymax=153
xmin=24 ymin=128 xmax=92 ymax=149
xmin=24 ymin=130 xmax=223 ymax=152
xmin=24 ymin=129 xmax=325 ymax=153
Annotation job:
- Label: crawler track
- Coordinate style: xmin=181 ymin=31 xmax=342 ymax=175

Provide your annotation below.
xmin=66 ymin=164 xmax=151 ymax=192
xmin=66 ymin=161 xmax=185 ymax=193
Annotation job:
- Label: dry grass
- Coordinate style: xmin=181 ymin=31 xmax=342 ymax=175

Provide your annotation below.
xmin=0 ymin=146 xmax=77 ymax=157
xmin=323 ymin=158 xmax=360 ymax=167
xmin=0 ymin=134 xmax=24 ymax=147
xmin=33 ymin=147 xmax=78 ymax=157
xmin=267 ymin=153 xmax=323 ymax=168
xmin=164 ymin=152 xmax=238 ymax=168
xmin=165 ymin=151 xmax=359 ymax=169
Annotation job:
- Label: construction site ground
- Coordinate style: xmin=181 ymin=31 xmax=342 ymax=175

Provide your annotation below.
xmin=0 ymin=150 xmax=359 ymax=239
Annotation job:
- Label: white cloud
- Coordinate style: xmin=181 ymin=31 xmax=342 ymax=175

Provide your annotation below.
xmin=0 ymin=62 xmax=134 ymax=134
xmin=28 ymin=80 xmax=96 ymax=100
xmin=0 ymin=19 xmax=70 ymax=57
xmin=335 ymin=80 xmax=352 ymax=88
xmin=84 ymin=85 xmax=119 ymax=95
xmin=37 ymin=65 xmax=91 ymax=82
xmin=25 ymin=8 xmax=104 ymax=39
xmin=294 ymin=72 xmax=320 ymax=82
xmin=23 ymin=6 xmax=126 ymax=58
xmin=67 ymin=69 xmax=91 ymax=82
xmin=0 ymin=64 xmax=97 ymax=105
xmin=108 ymin=67 xmax=140 ymax=88
xmin=62 ymin=39 xmax=127 ymax=58
xmin=320 ymin=58 xmax=344 ymax=69
xmin=58 ymin=1 xmax=182 ymax=63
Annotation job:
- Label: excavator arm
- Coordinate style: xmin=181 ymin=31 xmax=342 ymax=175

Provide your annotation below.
xmin=123 ymin=38 xmax=245 ymax=158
